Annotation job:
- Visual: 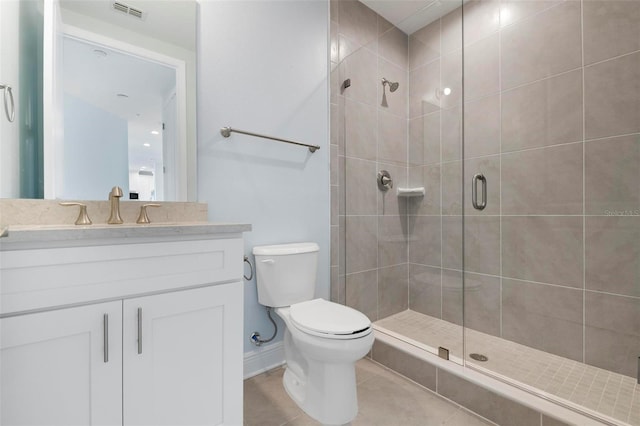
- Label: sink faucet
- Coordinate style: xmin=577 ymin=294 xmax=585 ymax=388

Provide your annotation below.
xmin=107 ymin=186 xmax=124 ymax=224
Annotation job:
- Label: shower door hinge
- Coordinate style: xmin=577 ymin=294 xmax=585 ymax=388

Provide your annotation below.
xmin=438 ymin=347 xmax=450 ymax=361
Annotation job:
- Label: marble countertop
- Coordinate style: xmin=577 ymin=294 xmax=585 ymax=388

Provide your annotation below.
xmin=0 ymin=222 xmax=252 ymax=245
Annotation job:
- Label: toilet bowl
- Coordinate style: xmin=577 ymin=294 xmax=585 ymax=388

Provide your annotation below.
xmin=253 ymin=243 xmax=374 ymax=425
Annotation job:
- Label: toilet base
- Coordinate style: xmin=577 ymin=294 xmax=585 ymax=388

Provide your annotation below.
xmin=273 ymin=305 xmax=374 ymax=425
xmin=282 ymin=358 xmax=358 ymax=426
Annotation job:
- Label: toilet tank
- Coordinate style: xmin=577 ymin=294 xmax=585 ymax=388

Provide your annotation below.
xmin=252 ymin=242 xmax=319 ymax=307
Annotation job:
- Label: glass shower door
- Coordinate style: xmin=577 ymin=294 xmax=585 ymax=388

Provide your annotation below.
xmin=462 ymin=1 xmax=640 ymax=424
xmin=331 ymin=0 xmax=465 ymax=365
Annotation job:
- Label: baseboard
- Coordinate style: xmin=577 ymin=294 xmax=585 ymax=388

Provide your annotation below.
xmin=243 ymin=341 xmax=285 ymax=379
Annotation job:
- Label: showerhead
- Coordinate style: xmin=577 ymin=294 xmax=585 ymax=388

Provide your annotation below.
xmin=382 ymin=78 xmax=399 ymax=92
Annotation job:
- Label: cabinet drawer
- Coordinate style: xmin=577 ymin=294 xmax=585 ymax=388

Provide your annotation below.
xmin=0 ymin=238 xmax=243 ymax=315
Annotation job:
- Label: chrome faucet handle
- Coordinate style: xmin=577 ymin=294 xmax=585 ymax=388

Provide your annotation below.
xmin=60 ymin=202 xmax=92 ymax=225
xmin=136 ymin=204 xmax=161 ymax=224
xmin=107 ymin=186 xmax=124 ymax=224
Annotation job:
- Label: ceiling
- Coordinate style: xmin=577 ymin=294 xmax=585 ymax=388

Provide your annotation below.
xmin=360 ymin=0 xmax=464 ymax=34
xmin=60 ymin=0 xmax=196 ymax=51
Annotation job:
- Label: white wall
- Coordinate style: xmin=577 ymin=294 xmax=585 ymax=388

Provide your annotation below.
xmin=197 ymin=0 xmax=329 ymax=354
xmin=61 ymin=94 xmax=128 ymax=199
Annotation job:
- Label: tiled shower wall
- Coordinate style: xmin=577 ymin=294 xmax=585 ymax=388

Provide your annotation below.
xmin=329 ymin=1 xmax=411 ymax=320
xmin=331 ymin=0 xmax=640 ymax=379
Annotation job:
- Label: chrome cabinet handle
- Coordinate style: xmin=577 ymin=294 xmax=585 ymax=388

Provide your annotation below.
xmin=472 ymin=173 xmax=487 ymax=211
xmin=0 ymin=84 xmax=15 ymax=123
xmin=103 ymin=314 xmax=109 ymax=363
xmin=137 ymin=307 xmax=143 ymax=354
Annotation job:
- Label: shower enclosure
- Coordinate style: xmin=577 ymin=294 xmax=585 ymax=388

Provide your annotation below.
xmin=331 ymin=1 xmax=639 ymax=424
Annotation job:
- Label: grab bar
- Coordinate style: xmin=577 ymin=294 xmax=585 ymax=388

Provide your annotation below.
xmin=220 ymin=126 xmax=320 ymax=153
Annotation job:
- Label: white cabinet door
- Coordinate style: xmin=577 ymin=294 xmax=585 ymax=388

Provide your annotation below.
xmin=0 ymin=301 xmax=123 ymax=426
xmin=123 ymin=283 xmax=243 ymax=426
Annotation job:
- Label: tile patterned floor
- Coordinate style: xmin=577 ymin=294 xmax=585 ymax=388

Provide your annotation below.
xmin=375 ymin=310 xmax=640 ymax=426
xmin=244 ymin=358 xmax=494 ymax=426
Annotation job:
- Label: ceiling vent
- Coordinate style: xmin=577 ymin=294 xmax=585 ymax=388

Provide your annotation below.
xmin=112 ymin=2 xmax=145 ymax=20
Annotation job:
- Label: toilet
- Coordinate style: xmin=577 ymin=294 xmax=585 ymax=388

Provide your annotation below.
xmin=253 ymin=242 xmax=374 ymax=425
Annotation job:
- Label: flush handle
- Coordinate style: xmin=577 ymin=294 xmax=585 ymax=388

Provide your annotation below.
xmin=260 ymin=259 xmax=275 ymax=264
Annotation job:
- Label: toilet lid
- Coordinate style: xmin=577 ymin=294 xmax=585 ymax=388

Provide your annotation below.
xmin=289 ymin=299 xmax=371 ymax=338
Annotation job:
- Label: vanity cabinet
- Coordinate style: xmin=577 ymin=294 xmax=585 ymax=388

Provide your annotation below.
xmin=1 ymin=301 xmax=123 ymax=426
xmin=0 ymin=228 xmax=248 ymax=426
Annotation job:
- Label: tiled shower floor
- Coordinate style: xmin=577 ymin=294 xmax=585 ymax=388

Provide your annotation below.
xmin=375 ymin=310 xmax=640 ymax=426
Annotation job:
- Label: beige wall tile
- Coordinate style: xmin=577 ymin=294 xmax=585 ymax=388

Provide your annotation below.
xmin=330 ymin=265 xmax=343 ymax=303
xmin=409 ymin=264 xmax=442 ymax=318
xmin=407 ymin=165 xmax=440 ymax=216
xmin=585 ymin=134 xmax=640 ymax=215
xmin=338 ymin=0 xmax=378 ymax=50
xmin=502 ymin=69 xmax=583 ymax=152
xmin=378 ymin=264 xmax=409 ymax=319
xmin=346 ymin=269 xmax=378 ymax=321
xmin=442 ymin=269 xmax=463 ymax=326
xmin=441 ymin=51 xmax=463 ymax=109
xmin=409 ymin=19 xmax=440 ymax=71
xmin=464 ymin=272 xmax=501 ymax=337
xmin=330 ymin=145 xmax=338 ymax=186
xmin=501 ymin=143 xmax=583 ymax=215
xmin=502 ymin=216 xmax=583 ymax=287
xmin=442 ymin=106 xmax=462 ymax=162
xmin=441 ymin=8 xmax=462 ymax=55
xmin=442 ymin=216 xmax=463 ymax=270
xmin=345 ymin=99 xmax=377 ymax=160
xmin=378 ymin=14 xmax=393 ymax=35
xmin=378 ymin=215 xmax=408 ymax=267
xmin=583 ymin=0 xmax=640 ymax=65
xmin=409 ymin=112 xmax=440 ymax=166
xmin=501 ymin=1 xmax=581 ymax=89
xmin=442 ymin=161 xmax=462 ymax=215
xmin=371 ymin=340 xmax=437 ymax=391
xmin=409 ymin=60 xmax=440 ymax=118
xmin=541 ymin=414 xmax=572 ymax=426
xmin=346 ymin=158 xmax=377 ymax=215
xmin=502 ymin=279 xmax=583 ymax=361
xmin=463 ymin=0 xmax=500 ymax=45
xmin=379 ymin=27 xmax=408 ymax=69
xmin=331 ymin=225 xmax=339 ymax=266
xmin=499 ymin=1 xmax=562 ymax=28
xmin=585 ymin=51 xmax=640 ymax=140
xmin=463 ymin=33 xmax=499 ymax=100
xmin=408 ymin=215 xmax=441 ymax=266
xmin=463 ymin=94 xmax=500 ymax=159
xmin=586 ymin=216 xmax=640 ymax=298
xmin=342 ymin=44 xmax=378 ymax=106
xmin=585 ymin=291 xmax=640 ymax=377
xmin=378 ymin=110 xmax=408 ymax=164
xmin=437 ymin=369 xmax=541 ymax=426
xmin=346 ymin=215 xmax=378 ymax=273
xmin=464 ymin=216 xmax=500 ymax=276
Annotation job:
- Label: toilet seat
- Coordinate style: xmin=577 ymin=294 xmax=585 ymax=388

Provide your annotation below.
xmin=289 ymin=299 xmax=371 ymax=339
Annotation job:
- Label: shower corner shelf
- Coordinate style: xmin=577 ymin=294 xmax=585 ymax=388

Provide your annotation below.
xmin=397 ymin=187 xmax=425 ymax=197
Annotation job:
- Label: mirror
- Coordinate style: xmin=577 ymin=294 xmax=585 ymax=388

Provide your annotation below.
xmin=0 ymin=0 xmax=197 ymax=201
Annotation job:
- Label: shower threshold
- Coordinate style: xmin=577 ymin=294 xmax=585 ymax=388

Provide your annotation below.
xmin=374 ymin=310 xmax=639 ymax=426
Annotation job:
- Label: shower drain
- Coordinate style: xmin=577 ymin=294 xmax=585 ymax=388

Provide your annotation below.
xmin=469 ymin=353 xmax=488 ymax=362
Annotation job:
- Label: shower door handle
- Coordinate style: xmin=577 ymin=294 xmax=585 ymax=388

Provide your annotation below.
xmin=472 ymin=173 xmax=487 ymax=211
